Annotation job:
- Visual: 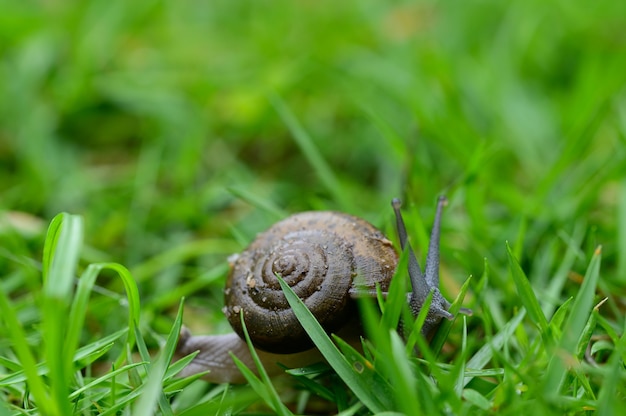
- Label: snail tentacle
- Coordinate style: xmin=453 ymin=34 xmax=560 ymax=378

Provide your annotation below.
xmin=392 ymin=198 xmax=454 ymax=325
xmin=424 ymin=196 xmax=447 ymax=288
xmin=391 ymin=199 xmax=429 ymax=305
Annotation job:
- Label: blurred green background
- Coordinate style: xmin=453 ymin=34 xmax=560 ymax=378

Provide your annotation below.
xmin=1 ymin=0 xmax=625 ymax=359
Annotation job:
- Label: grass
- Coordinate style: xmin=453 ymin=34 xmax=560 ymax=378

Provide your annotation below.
xmin=1 ymin=0 xmax=626 ymax=414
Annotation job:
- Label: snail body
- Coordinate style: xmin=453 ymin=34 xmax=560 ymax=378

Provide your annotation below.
xmin=175 ymin=197 xmax=466 ymax=383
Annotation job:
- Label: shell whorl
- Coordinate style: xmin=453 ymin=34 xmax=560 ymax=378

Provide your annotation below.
xmin=223 ymin=211 xmax=397 ymax=354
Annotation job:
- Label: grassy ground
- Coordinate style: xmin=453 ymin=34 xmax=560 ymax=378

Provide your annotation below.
xmin=1 ymin=0 xmax=626 ymax=414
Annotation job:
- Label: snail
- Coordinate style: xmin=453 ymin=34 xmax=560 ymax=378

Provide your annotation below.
xmin=175 ymin=197 xmax=469 ymax=383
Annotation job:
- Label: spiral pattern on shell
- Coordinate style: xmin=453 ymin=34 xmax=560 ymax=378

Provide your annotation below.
xmin=224 ymin=211 xmax=398 ymax=353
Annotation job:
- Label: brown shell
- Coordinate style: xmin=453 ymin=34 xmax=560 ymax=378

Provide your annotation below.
xmin=223 ymin=211 xmax=398 ymax=353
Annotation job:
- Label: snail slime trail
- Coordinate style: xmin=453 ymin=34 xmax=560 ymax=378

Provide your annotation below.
xmin=174 ymin=197 xmax=470 ymax=384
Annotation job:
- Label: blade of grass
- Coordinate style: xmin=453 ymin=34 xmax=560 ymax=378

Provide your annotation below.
xmin=285 ymin=368 xmax=336 ymax=402
xmin=131 ymin=239 xmax=238 ymax=283
xmin=430 ymin=276 xmax=472 ymax=355
xmin=42 ymin=213 xmax=83 ymax=416
xmin=68 ymin=362 xmax=145 ymax=401
xmin=380 ymin=251 xmax=409 ymax=332
xmin=506 ymin=242 xmax=550 ymax=337
xmin=596 ymin=350 xmax=626 ymax=416
xmin=0 ymin=213 xmax=85 ymax=415
xmin=42 ymin=213 xmax=81 ymax=298
xmin=66 ymin=263 xmax=140 ymax=377
xmin=617 ymin=179 xmax=626 ymax=281
xmin=454 ymin=316 xmax=469 ymax=396
xmin=596 ymin=319 xmax=626 ymax=415
xmin=0 ymin=401 xmax=11 ymax=416
xmin=333 ymin=336 xmax=392 ymax=404
xmin=165 ymin=352 xmax=202 ymax=382
xmin=40 ymin=213 xmax=64 ymax=288
xmin=548 ymin=297 xmax=574 ymax=333
xmin=543 ymin=246 xmax=602 ymax=396
xmin=276 ymin=274 xmax=388 ymax=413
xmin=544 ymin=221 xmax=586 ymax=317
xmin=388 ymin=330 xmax=420 ymax=414
xmin=575 ymin=298 xmax=606 ymax=359
xmin=335 ymin=402 xmax=365 ymax=416
xmin=100 ymin=386 xmax=148 ymax=416
xmin=403 ymin=289 xmax=434 ymax=354
xmin=270 ymin=94 xmax=351 ymax=211
xmin=231 ymin=310 xmax=293 ymax=416
xmin=358 ymin=286 xmax=420 ymax=412
xmin=0 ymin=284 xmax=52 ymax=414
xmin=227 ymin=186 xmax=288 ymax=220
xmin=463 ymin=310 xmax=526 ymax=387
xmin=230 ymin=355 xmax=276 ymax=410
xmin=462 ymin=388 xmax=492 ymax=411
xmin=0 ymin=329 xmax=126 ymax=387
xmin=176 ymin=385 xmax=260 ymax=416
xmin=150 ymin=263 xmax=228 ymax=310
xmin=131 ymin=299 xmax=184 ymax=416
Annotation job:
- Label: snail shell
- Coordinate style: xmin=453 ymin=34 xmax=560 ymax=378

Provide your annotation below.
xmin=223 ymin=211 xmax=398 ymax=353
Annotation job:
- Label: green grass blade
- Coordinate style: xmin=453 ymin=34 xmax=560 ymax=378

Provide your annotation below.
xmin=462 ymin=389 xmax=492 ymax=411
xmin=544 ymin=221 xmax=587 ymax=317
xmin=232 ymin=310 xmax=293 ymax=416
xmin=0 ymin=401 xmax=11 ymax=416
xmin=380 ymin=251 xmax=409 ymax=332
xmin=68 ymin=362 xmax=145 ymax=400
xmin=165 ymin=351 xmax=202 ymax=382
xmin=0 ymin=212 xmax=86 ymax=415
xmin=150 ymin=263 xmax=229 ymax=310
xmin=0 ymin=284 xmax=52 ymax=414
xmin=574 ymin=299 xmax=603 ymax=359
xmin=42 ymin=213 xmax=82 ymax=299
xmin=64 ymin=262 xmax=140 ymax=384
xmin=286 ymin=370 xmax=336 ymax=402
xmin=131 ymin=299 xmax=184 ymax=416
xmin=596 ymin=322 xmax=626 ymax=415
xmin=506 ymin=242 xmax=550 ymax=335
xmin=87 ymin=263 xmax=140 ymax=368
xmin=230 ymin=355 xmax=273 ymax=407
xmin=597 ymin=351 xmax=626 ymax=416
xmin=131 ymin=353 xmax=171 ymax=416
xmin=543 ymin=246 xmax=602 ymax=396
xmin=270 ymin=95 xmax=351 ymax=211
xmin=430 ymin=276 xmax=472 ymax=355
xmin=356 ymin=288 xmax=411 ymax=411
xmin=548 ymin=296 xmax=573 ymax=332
xmin=617 ymin=179 xmax=626 ymax=281
xmin=176 ymin=385 xmax=260 ymax=416
xmin=454 ymin=316 xmax=469 ymax=396
xmin=100 ymin=388 xmax=146 ymax=416
xmin=40 ymin=213 xmax=64 ymax=288
xmin=0 ymin=330 xmax=125 ymax=387
xmin=333 ymin=336 xmax=393 ymax=404
xmin=42 ymin=213 xmax=83 ymax=416
xmin=130 ymin=239 xmax=238 ymax=283
xmin=335 ymin=402 xmax=364 ymax=416
xmin=227 ymin=186 xmax=288 ymax=220
xmin=463 ymin=310 xmax=526 ymax=387
xmin=64 ymin=264 xmax=100 ymax=374
xmin=276 ymin=274 xmax=387 ymax=413
xmin=388 ymin=330 xmax=420 ymax=414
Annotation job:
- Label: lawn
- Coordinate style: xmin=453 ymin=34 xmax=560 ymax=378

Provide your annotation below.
xmin=1 ymin=0 xmax=625 ymax=414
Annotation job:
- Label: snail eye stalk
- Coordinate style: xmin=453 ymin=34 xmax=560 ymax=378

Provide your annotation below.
xmin=391 ymin=198 xmax=429 ymax=308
